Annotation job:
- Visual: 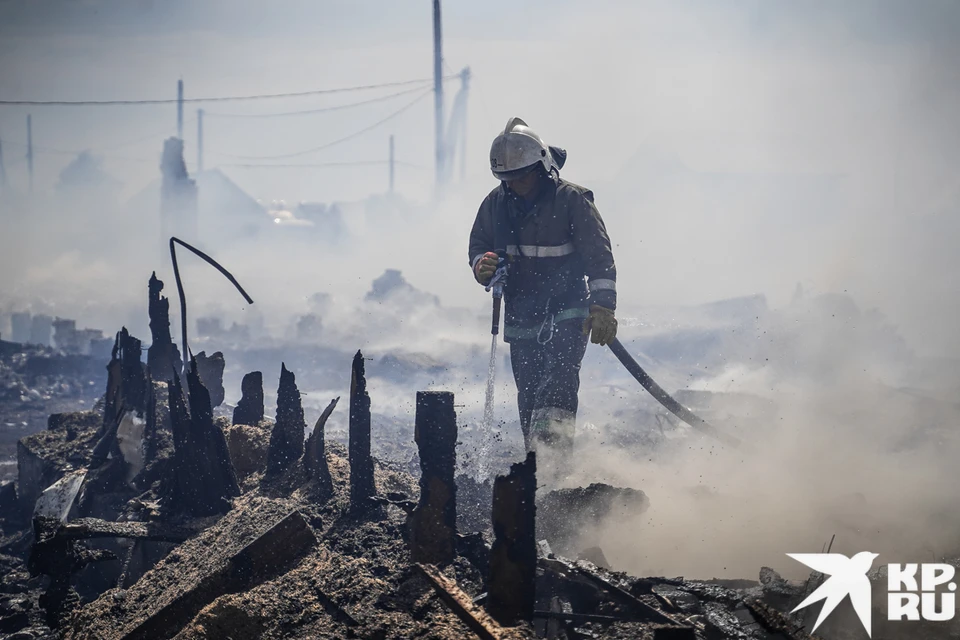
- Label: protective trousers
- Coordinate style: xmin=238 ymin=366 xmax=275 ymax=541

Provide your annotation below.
xmin=509 ymin=318 xmax=589 ymax=472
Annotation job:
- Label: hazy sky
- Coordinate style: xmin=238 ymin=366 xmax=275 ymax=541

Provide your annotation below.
xmin=1 ymin=0 xmax=959 ymax=354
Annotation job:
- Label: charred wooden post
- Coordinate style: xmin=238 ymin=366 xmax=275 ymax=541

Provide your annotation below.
xmin=103 ymin=328 xmax=149 ymax=433
xmin=232 ymin=371 xmax=264 ymax=425
xmin=194 ymin=350 xmax=225 ymax=408
xmin=147 ymin=272 xmax=182 ymax=383
xmin=164 ymin=361 xmax=240 ymax=517
xmin=102 ymin=335 xmax=121 ymax=434
xmin=487 ymin=451 xmax=537 ymax=626
xmin=119 ymin=327 xmax=148 ymax=417
xmin=349 ymin=350 xmax=375 ymax=509
xmin=304 ymin=397 xmax=339 ymax=499
xmin=93 ymin=329 xmax=153 ymax=487
xmin=265 ymin=364 xmax=305 ymax=477
xmin=410 ymin=391 xmax=458 ymax=564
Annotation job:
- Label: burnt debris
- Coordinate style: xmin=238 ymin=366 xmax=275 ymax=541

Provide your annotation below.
xmin=488 ymin=451 xmax=538 ymax=626
xmin=265 ymin=363 xmax=305 ymax=477
xmin=146 ymin=272 xmax=182 ymax=383
xmin=348 ymin=350 xmax=375 ymax=509
xmin=163 ymin=361 xmax=239 ymax=517
xmin=1 ymin=272 xmax=894 ymax=640
xmin=232 ymin=370 xmax=264 ymax=426
xmin=304 ymin=396 xmax=338 ymax=499
xmin=118 ymin=510 xmax=315 ymax=640
xmin=409 ymin=390 xmax=458 ymax=565
xmin=193 ymin=350 xmax=225 ymax=409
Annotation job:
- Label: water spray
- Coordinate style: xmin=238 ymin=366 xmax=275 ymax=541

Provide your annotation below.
xmin=478 ymin=252 xmax=509 ymax=477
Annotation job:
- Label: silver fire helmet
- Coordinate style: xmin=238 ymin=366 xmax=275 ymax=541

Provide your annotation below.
xmin=489 ymin=117 xmax=556 ymax=181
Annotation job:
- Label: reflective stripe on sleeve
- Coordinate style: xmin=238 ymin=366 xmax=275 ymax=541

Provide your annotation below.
xmin=588 ymin=278 xmax=617 ymax=292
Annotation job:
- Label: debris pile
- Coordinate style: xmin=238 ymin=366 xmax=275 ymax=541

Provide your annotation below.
xmin=0 ymin=337 xmax=106 ymax=482
xmin=0 ymin=273 xmax=932 ymax=640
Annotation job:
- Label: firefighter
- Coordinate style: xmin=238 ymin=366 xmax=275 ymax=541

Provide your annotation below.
xmin=468 ymin=117 xmax=618 ymax=470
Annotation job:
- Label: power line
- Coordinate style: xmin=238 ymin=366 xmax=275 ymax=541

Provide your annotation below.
xmin=211 ymin=89 xmax=432 ymax=161
xmin=0 ymin=139 xmax=156 ymax=164
xmin=205 ymin=84 xmax=431 ymax=119
xmin=220 ymin=160 xmax=426 ymax=169
xmin=0 ymin=75 xmax=458 ymax=107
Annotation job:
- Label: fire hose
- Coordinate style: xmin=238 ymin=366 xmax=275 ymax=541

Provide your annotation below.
xmin=486 ymin=260 xmax=741 ymax=449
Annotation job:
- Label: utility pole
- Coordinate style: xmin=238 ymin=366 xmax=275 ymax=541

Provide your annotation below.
xmin=177 ymin=79 xmax=184 ymax=139
xmin=459 ymin=67 xmax=470 ymax=182
xmin=432 ymin=0 xmax=445 ymax=187
xmin=26 ymin=115 xmax=33 ymax=192
xmin=389 ymin=135 xmax=395 ymax=193
xmin=0 ymin=138 xmax=6 ymax=191
xmin=197 ymin=108 xmax=204 ymax=173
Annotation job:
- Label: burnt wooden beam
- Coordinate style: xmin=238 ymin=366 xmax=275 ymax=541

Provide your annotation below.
xmin=534 ymin=610 xmax=641 ymax=624
xmin=742 ymin=599 xmax=816 ymax=640
xmin=541 ymin=556 xmax=687 ymax=628
xmin=348 ymin=350 xmax=375 ymax=509
xmin=415 ymin=563 xmax=516 ymax=640
xmin=304 ymin=396 xmax=339 ymax=499
xmin=119 ymin=510 xmax=316 ymax=640
xmin=266 ymin=363 xmax=305 ymax=477
xmin=232 ymin=371 xmax=264 ymax=426
xmin=57 ymin=518 xmax=204 ymax=543
xmin=147 ymin=272 xmax=182 ymax=384
xmin=487 ymin=451 xmax=537 ymax=626
xmin=410 ymin=391 xmax=458 ymax=564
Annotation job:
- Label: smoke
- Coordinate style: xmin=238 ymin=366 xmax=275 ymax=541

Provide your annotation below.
xmin=562 ymin=294 xmax=960 ymax=579
xmin=2 ymin=0 xmax=960 ymax=581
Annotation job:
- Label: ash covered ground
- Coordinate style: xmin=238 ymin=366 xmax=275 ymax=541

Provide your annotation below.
xmin=1 ymin=264 xmax=959 ymax=639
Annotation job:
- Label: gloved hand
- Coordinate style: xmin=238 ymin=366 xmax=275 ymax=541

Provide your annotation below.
xmin=582 ymin=304 xmax=617 ymax=346
xmin=474 ymin=252 xmax=499 ymax=285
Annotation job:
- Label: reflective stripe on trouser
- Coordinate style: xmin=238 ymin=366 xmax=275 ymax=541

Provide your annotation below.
xmin=509 ymin=318 xmax=589 ymax=457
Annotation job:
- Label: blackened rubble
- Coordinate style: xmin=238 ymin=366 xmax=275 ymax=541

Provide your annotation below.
xmin=0 ymin=276 xmax=942 ymax=640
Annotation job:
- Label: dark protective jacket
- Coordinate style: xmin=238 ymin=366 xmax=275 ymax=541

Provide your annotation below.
xmin=468 ymin=174 xmax=617 ymax=342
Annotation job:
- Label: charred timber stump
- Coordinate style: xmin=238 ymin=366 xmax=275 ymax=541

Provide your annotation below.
xmin=304 ymin=397 xmax=339 ymax=499
xmin=410 ymin=391 xmax=458 ymax=564
xmin=487 ymin=451 xmax=537 ymax=626
xmin=119 ymin=328 xmax=148 ymax=417
xmin=164 ymin=360 xmax=240 ymax=517
xmin=147 ymin=272 xmax=183 ymax=383
xmin=232 ymin=371 xmax=264 ymax=426
xmin=102 ymin=335 xmax=121 ymax=435
xmin=265 ymin=364 xmax=305 ymax=477
xmin=349 ymin=350 xmax=375 ymax=510
xmin=102 ymin=328 xmax=149 ymax=434
xmin=194 ymin=350 xmax=225 ymax=408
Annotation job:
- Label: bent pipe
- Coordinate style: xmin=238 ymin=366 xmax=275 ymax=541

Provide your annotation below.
xmin=607 ymin=338 xmax=741 ymax=448
xmin=169 ymin=237 xmax=254 ymax=374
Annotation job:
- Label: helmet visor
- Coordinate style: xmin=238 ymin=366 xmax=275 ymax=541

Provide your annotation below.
xmin=492 ymin=162 xmax=539 ymax=182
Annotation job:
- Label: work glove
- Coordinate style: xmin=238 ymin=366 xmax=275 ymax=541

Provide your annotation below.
xmin=582 ymin=304 xmax=617 ymax=346
xmin=474 ymin=252 xmax=499 ymax=285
